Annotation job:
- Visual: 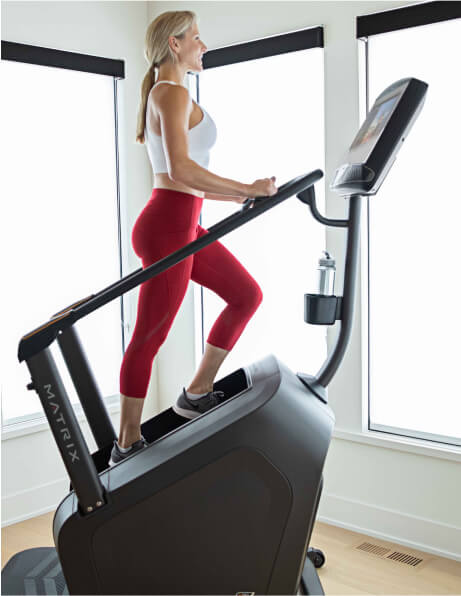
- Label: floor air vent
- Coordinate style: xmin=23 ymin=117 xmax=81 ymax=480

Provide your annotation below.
xmin=356 ymin=542 xmax=391 ymax=557
xmin=355 ymin=542 xmax=427 ymax=568
xmin=386 ymin=551 xmax=424 ymax=567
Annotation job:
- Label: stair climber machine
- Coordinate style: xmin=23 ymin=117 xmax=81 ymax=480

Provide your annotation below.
xmin=2 ymin=78 xmax=427 ymax=595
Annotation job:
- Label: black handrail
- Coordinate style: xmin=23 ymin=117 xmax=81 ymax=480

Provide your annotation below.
xmin=18 ymin=169 xmax=323 ymax=362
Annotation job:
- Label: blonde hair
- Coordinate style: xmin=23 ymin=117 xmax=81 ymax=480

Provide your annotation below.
xmin=135 ymin=10 xmax=197 ymax=144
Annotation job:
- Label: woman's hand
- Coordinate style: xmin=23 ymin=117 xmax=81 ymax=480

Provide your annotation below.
xmin=249 ymin=176 xmax=277 ymax=198
xmin=234 ymin=176 xmax=277 ymax=203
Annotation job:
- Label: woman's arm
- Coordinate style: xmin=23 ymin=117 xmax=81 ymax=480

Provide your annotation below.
xmin=155 ymin=86 xmax=252 ymax=197
xmin=204 ymin=192 xmax=246 ymax=203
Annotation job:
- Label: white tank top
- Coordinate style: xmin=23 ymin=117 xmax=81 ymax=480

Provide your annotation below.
xmin=144 ymin=80 xmax=217 ymax=174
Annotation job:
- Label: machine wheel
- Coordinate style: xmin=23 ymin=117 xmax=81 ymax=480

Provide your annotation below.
xmin=307 ymin=547 xmax=326 ymax=568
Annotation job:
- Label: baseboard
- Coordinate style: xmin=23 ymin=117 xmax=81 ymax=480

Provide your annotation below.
xmin=318 ymin=491 xmax=461 ymax=562
xmin=4 ymin=481 xmax=461 ymax=566
xmin=2 ymin=477 xmax=68 ymax=527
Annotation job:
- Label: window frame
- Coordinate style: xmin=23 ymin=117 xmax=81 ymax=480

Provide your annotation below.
xmin=1 ymin=41 xmax=126 ymax=431
xmin=357 ymin=1 xmax=461 ymax=448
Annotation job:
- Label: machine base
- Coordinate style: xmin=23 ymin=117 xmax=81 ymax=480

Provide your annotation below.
xmin=2 ymin=547 xmax=325 ymax=596
xmin=1 ymin=547 xmax=66 ymax=595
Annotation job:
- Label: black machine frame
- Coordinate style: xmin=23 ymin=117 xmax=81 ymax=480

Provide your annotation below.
xmin=18 ymin=168 xmax=362 ymax=515
xmin=5 ymin=74 xmax=428 ymax=594
xmin=13 ymin=168 xmax=361 ymax=595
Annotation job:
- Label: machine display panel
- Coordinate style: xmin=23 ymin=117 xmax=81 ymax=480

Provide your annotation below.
xmin=330 ymin=77 xmax=427 ymax=194
xmin=349 ymin=87 xmax=402 ymax=161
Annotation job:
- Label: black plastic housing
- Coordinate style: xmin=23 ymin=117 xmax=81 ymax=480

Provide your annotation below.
xmin=304 ymin=294 xmax=342 ymax=325
xmin=330 ymin=78 xmax=428 ymax=195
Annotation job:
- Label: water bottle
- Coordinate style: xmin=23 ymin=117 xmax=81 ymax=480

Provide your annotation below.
xmin=317 ymin=251 xmax=336 ymax=295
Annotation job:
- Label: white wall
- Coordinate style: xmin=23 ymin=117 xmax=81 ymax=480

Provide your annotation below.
xmin=2 ymin=0 xmax=460 ymax=563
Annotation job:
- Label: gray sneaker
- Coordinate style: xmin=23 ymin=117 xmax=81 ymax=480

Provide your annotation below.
xmin=172 ymin=388 xmax=226 ymax=419
xmin=109 ymin=435 xmax=149 ymax=467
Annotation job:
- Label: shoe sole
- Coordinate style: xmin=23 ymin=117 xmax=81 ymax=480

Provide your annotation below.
xmin=172 ymin=403 xmax=201 ymax=419
xmin=109 ymin=442 xmax=148 ymax=467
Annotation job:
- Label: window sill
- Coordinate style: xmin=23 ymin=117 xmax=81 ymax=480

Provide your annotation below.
xmin=1 ymin=399 xmax=121 ymax=442
xmin=333 ymin=428 xmax=461 ymax=463
xmin=4 ymin=407 xmax=459 ymax=463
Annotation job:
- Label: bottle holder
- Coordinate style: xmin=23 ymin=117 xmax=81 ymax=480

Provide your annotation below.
xmin=304 ymin=294 xmax=342 ymax=325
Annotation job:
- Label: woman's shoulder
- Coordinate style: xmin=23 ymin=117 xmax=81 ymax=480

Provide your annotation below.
xmin=151 ymin=81 xmax=190 ymax=98
xmin=150 ymin=81 xmax=191 ymax=111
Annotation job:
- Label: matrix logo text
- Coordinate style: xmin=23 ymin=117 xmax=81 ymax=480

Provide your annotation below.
xmin=44 ymin=384 xmax=80 ymax=463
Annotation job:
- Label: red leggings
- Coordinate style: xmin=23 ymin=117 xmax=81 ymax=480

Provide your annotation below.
xmin=119 ymin=188 xmax=263 ymax=398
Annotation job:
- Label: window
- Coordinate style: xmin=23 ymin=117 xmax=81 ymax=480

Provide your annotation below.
xmin=358 ymin=4 xmax=461 ymax=446
xmin=194 ymin=28 xmax=326 ymax=377
xmin=1 ymin=42 xmax=125 ymax=427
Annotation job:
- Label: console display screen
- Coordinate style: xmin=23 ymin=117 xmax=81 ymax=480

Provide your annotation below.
xmin=350 ymin=92 xmax=400 ymax=159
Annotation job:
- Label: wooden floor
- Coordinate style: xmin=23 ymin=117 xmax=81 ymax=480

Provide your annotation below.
xmin=2 ymin=513 xmax=461 ymax=594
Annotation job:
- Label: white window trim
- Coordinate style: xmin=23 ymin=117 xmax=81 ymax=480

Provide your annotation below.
xmin=356 ymin=220 xmax=461 ymax=462
xmin=1 ymin=395 xmax=120 ymax=442
xmin=333 ymin=428 xmax=461 ymax=463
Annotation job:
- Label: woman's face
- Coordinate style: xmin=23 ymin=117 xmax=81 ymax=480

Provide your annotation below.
xmin=175 ymin=22 xmax=207 ymax=72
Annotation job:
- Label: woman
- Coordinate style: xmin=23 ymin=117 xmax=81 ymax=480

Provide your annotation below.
xmin=110 ymin=10 xmax=277 ymax=465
